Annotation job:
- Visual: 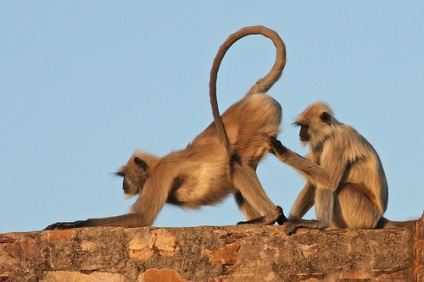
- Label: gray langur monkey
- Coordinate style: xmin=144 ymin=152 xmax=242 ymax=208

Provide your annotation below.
xmin=270 ymin=101 xmax=412 ymax=235
xmin=45 ymin=26 xmax=288 ymax=230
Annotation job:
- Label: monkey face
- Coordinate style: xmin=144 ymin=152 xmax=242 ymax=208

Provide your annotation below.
xmin=298 ymin=124 xmax=310 ymax=142
xmin=293 ymin=122 xmax=310 ymax=143
xmin=116 ymin=157 xmax=150 ymax=197
xmin=297 ymin=111 xmax=331 ymax=142
xmin=294 ymin=102 xmax=335 ymax=148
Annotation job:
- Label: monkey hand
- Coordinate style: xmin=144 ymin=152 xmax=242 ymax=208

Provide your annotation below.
xmin=44 ymin=220 xmax=87 ymax=230
xmin=268 ymin=136 xmax=288 ymax=156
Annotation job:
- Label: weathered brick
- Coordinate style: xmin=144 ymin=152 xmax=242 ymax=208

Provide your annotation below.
xmin=41 ymin=229 xmax=77 ymax=241
xmin=5 ymin=238 xmax=42 ymax=260
xmin=149 ymin=229 xmax=179 ymax=256
xmin=139 ymin=268 xmax=184 ymax=282
xmin=0 ymin=234 xmax=14 ymax=243
xmin=128 ymin=233 xmax=155 ymax=260
xmin=416 ymin=267 xmax=424 ymax=282
xmin=42 ymin=271 xmax=125 ymax=282
xmin=129 ymin=228 xmax=179 ymax=260
xmin=0 ymin=217 xmax=422 ymax=281
xmin=204 ymin=241 xmax=241 ymax=265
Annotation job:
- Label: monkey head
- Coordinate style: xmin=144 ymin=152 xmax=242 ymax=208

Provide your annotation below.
xmin=116 ymin=152 xmax=159 ymax=197
xmin=294 ymin=101 xmax=335 ymax=148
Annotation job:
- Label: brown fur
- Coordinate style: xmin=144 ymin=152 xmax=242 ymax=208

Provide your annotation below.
xmin=45 ymin=26 xmax=287 ymax=230
xmin=271 ymin=102 xmax=393 ymax=234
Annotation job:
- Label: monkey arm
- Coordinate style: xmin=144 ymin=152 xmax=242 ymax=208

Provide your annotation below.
xmin=270 ymin=137 xmax=346 ymax=191
xmin=285 ymin=188 xmax=333 ymax=235
xmin=45 ymin=174 xmax=171 ymax=230
xmin=129 ymin=173 xmax=170 ymax=225
xmin=45 ymin=191 xmax=167 ymax=230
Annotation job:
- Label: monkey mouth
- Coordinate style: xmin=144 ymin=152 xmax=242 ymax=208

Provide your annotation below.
xmin=123 ymin=186 xmax=134 ymax=195
xmin=123 ymin=181 xmax=130 ymax=194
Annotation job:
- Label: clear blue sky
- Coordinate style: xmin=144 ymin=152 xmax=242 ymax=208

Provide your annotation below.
xmin=1 ymin=2 xmax=423 ymax=233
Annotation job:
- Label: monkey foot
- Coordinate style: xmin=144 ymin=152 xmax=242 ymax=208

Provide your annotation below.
xmin=238 ymin=205 xmax=287 ymax=225
xmin=284 ymin=219 xmax=325 ymax=235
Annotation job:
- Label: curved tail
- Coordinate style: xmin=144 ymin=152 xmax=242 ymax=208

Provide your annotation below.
xmin=378 ymin=217 xmax=415 ymax=228
xmin=209 ymin=25 xmax=287 ymax=155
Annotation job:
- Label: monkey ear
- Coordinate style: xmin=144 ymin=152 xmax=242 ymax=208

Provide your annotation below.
xmin=320 ymin=112 xmax=332 ymax=125
xmin=134 ymin=157 xmax=148 ymax=171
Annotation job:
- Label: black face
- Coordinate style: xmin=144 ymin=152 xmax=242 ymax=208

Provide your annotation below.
xmin=299 ymin=124 xmax=310 ymax=142
xmin=114 ymin=172 xmax=130 ymax=193
xmin=115 ymin=157 xmax=150 ymax=195
xmin=122 ymin=178 xmax=131 ymax=194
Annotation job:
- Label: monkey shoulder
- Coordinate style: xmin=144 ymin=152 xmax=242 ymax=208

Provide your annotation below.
xmin=331 ymin=124 xmax=377 ymax=162
xmin=321 ymin=125 xmax=364 ymax=159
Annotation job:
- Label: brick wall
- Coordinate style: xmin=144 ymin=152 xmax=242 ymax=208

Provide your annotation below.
xmin=1 ymin=214 xmax=423 ymax=281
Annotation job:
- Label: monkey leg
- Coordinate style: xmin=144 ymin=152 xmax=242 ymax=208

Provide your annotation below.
xmin=315 ymin=188 xmax=334 ymax=227
xmin=285 ymin=188 xmax=332 ymax=235
xmin=246 ymin=140 xmax=272 ymax=169
xmin=289 ymin=182 xmax=315 ymax=220
xmin=232 ymin=163 xmax=281 ymax=225
xmin=234 ymin=191 xmax=262 ymax=220
xmin=334 ymin=183 xmax=383 ymax=229
xmin=234 ymin=191 xmax=288 ymax=224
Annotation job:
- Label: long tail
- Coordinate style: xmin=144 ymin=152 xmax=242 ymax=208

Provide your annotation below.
xmin=378 ymin=217 xmax=415 ymax=228
xmin=209 ymin=25 xmax=287 ymax=155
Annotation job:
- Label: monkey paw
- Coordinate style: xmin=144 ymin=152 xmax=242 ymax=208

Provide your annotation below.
xmin=268 ymin=136 xmax=288 ymax=155
xmin=44 ymin=220 xmax=86 ymax=230
xmin=276 ymin=205 xmax=288 ymax=225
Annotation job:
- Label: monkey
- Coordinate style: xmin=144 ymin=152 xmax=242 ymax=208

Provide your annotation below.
xmin=269 ymin=101 xmax=408 ymax=235
xmin=45 ymin=25 xmax=288 ymax=230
